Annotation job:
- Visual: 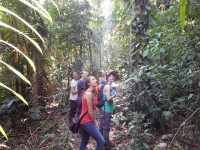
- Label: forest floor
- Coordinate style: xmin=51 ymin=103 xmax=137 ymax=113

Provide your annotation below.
xmin=4 ymin=99 xmax=131 ymax=150
xmin=3 ymin=97 xmax=199 ymax=149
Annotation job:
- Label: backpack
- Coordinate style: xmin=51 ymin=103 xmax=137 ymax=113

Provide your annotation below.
xmin=69 ymin=111 xmax=88 ymax=133
xmin=96 ymin=84 xmax=106 ymax=108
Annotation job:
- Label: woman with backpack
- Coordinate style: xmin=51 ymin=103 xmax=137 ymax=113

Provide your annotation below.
xmin=99 ymin=71 xmax=116 ymax=149
xmin=99 ymin=70 xmax=107 ymax=84
xmin=79 ymin=76 xmax=105 ymax=150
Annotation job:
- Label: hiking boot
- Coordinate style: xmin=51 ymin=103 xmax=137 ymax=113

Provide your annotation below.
xmin=104 ymin=141 xmax=115 ymax=149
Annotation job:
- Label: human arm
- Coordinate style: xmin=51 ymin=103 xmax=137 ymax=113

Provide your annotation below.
xmin=84 ymin=92 xmax=98 ymax=126
xmin=71 ymin=87 xmax=78 ymax=94
xmin=71 ymin=80 xmax=78 ymax=94
xmin=99 ymin=77 xmax=102 ymax=85
xmin=105 ymin=85 xmax=116 ymax=101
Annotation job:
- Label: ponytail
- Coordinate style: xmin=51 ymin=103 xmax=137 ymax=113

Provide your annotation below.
xmin=84 ymin=76 xmax=92 ymax=91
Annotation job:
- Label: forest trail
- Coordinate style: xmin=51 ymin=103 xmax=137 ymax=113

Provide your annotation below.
xmin=6 ymin=98 xmax=130 ymax=150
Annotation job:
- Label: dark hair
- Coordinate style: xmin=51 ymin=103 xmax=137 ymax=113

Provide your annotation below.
xmin=84 ymin=76 xmax=92 ymax=91
xmin=71 ymin=71 xmax=77 ymax=79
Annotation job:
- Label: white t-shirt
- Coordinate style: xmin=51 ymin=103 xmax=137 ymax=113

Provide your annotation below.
xmin=70 ymin=79 xmax=78 ymax=100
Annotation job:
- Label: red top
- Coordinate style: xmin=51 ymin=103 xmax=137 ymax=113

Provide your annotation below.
xmin=80 ymin=90 xmax=96 ymax=124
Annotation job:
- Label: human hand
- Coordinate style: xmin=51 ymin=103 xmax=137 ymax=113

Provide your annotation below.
xmin=94 ymin=120 xmax=99 ymax=128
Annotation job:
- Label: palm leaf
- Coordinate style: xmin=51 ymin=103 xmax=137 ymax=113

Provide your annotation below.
xmin=33 ymin=0 xmax=52 ymax=19
xmin=0 ymin=6 xmax=44 ymax=43
xmin=0 ymin=21 xmax=43 ymax=54
xmin=0 ymin=125 xmax=8 ymax=140
xmin=49 ymin=0 xmax=60 ymax=16
xmin=18 ymin=0 xmax=52 ymax=23
xmin=0 ymin=82 xmax=28 ymax=106
xmin=0 ymin=39 xmax=36 ymax=72
xmin=0 ymin=60 xmax=31 ymax=85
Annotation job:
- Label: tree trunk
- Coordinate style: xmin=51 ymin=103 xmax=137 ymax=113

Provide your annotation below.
xmin=129 ymin=0 xmax=150 ymax=111
xmin=129 ymin=0 xmax=149 ymax=71
xmin=88 ymin=32 xmax=93 ymax=75
xmin=32 ymin=51 xmax=51 ymax=106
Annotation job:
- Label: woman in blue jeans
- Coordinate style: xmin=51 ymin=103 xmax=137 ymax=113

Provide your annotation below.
xmin=79 ymin=76 xmax=105 ymax=150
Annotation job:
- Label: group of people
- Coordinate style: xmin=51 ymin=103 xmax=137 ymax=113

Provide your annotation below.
xmin=69 ymin=70 xmax=117 ymax=150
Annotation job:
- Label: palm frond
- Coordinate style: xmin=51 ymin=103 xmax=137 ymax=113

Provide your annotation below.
xmin=0 ymin=21 xmax=43 ymax=54
xmin=0 ymin=39 xmax=36 ymax=72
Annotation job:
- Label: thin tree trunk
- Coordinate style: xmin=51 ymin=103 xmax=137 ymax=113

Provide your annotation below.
xmin=88 ymin=32 xmax=93 ymax=75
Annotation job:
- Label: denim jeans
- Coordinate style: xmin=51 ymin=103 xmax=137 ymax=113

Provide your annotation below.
xmin=80 ymin=121 xmax=105 ymax=150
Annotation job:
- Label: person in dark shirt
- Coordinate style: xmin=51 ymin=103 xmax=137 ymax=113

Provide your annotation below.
xmin=76 ymin=71 xmax=88 ymax=116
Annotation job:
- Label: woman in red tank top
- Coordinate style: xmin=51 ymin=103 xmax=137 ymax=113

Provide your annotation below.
xmin=79 ymin=76 xmax=105 ymax=150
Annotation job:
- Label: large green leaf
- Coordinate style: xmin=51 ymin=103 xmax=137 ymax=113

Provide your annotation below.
xmin=0 ymin=60 xmax=31 ymax=85
xmin=33 ymin=0 xmax=52 ymax=19
xmin=49 ymin=0 xmax=60 ymax=16
xmin=180 ymin=0 xmax=186 ymax=29
xmin=0 ymin=39 xmax=36 ymax=72
xmin=0 ymin=83 xmax=28 ymax=105
xmin=0 ymin=6 xmax=44 ymax=43
xmin=0 ymin=125 xmax=8 ymax=140
xmin=18 ymin=0 xmax=52 ymax=23
xmin=0 ymin=21 xmax=43 ymax=54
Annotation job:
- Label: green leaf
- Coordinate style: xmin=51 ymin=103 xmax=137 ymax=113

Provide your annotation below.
xmin=0 ymin=6 xmax=44 ymax=43
xmin=181 ymin=121 xmax=186 ymax=127
xmin=143 ymin=50 xmax=149 ymax=57
xmin=156 ymin=143 xmax=167 ymax=148
xmin=198 ymin=81 xmax=200 ymax=87
xmin=188 ymin=94 xmax=193 ymax=99
xmin=0 ymin=60 xmax=31 ymax=85
xmin=19 ymin=0 xmax=52 ymax=23
xmin=180 ymin=0 xmax=186 ymax=29
xmin=0 ymin=125 xmax=8 ymax=140
xmin=0 ymin=39 xmax=36 ymax=72
xmin=143 ymin=142 xmax=151 ymax=150
xmin=33 ymin=0 xmax=52 ymax=19
xmin=49 ymin=0 xmax=60 ymax=17
xmin=146 ymin=5 xmax=151 ymax=10
xmin=0 ymin=83 xmax=28 ymax=105
xmin=0 ymin=21 xmax=43 ymax=54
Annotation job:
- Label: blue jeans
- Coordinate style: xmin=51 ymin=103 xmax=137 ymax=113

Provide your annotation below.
xmin=79 ymin=122 xmax=105 ymax=150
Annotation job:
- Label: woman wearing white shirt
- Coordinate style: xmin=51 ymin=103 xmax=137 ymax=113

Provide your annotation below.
xmin=69 ymin=71 xmax=78 ymax=123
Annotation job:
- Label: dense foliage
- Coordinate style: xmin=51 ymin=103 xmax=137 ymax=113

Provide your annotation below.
xmin=110 ymin=0 xmax=200 ymax=149
xmin=0 ymin=0 xmax=199 ymax=149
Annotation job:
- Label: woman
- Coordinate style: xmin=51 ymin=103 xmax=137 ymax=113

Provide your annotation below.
xmin=99 ymin=70 xmax=107 ymax=84
xmin=99 ymin=71 xmax=116 ymax=148
xmin=69 ymin=71 xmax=78 ymax=123
xmin=76 ymin=71 xmax=88 ymax=116
xmin=79 ymin=76 xmax=105 ymax=150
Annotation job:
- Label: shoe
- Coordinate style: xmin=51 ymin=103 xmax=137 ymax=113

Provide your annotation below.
xmin=104 ymin=141 xmax=115 ymax=149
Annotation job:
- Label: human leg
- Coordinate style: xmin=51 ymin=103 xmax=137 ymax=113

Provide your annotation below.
xmin=100 ymin=110 xmax=112 ymax=144
xmin=79 ymin=126 xmax=90 ymax=150
xmin=69 ymin=100 xmax=77 ymax=122
xmin=80 ymin=122 xmax=105 ymax=150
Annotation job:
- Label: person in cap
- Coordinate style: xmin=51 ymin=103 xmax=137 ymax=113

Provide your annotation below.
xmin=99 ymin=71 xmax=116 ymax=148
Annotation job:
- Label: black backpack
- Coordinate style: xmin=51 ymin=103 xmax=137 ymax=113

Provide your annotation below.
xmin=96 ymin=84 xmax=106 ymax=108
xmin=69 ymin=111 xmax=88 ymax=133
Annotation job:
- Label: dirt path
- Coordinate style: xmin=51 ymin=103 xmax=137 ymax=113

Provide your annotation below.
xmin=5 ymin=103 xmax=130 ymax=150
